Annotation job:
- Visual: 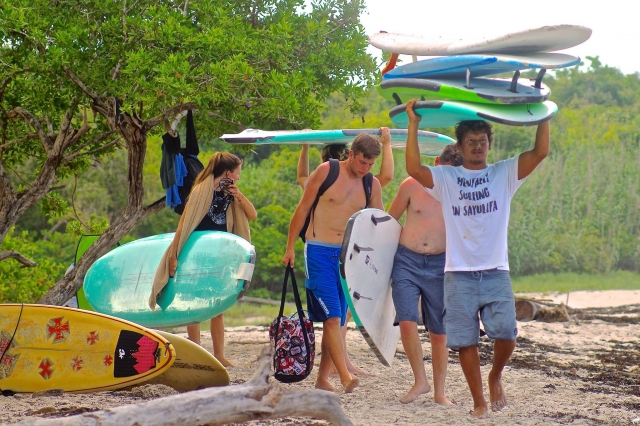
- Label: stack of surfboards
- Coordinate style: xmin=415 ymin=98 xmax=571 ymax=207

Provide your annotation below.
xmin=369 ymin=25 xmax=592 ymax=128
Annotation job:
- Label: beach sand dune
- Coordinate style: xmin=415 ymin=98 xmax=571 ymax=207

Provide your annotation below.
xmin=2 ymin=291 xmax=640 ymax=425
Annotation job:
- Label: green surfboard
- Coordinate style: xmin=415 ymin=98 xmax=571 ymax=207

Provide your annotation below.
xmin=83 ymin=231 xmax=256 ymax=328
xmin=390 ymin=100 xmax=557 ymax=128
xmin=74 ymin=235 xmax=120 ymax=311
xmin=378 ymin=77 xmax=551 ymax=105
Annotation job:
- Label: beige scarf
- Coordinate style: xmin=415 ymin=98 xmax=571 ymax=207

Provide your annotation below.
xmin=149 ymin=176 xmax=251 ymax=309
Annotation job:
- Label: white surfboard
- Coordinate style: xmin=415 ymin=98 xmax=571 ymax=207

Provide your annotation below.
xmin=369 ymin=25 xmax=592 ymax=56
xmin=340 ymin=208 xmax=402 ymax=367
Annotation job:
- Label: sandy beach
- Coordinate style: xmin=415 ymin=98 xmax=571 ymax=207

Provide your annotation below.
xmin=2 ymin=290 xmax=640 ymax=425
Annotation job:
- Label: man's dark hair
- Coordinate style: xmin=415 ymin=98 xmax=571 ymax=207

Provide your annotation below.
xmin=454 ymin=121 xmax=494 ymax=146
xmin=439 ymin=143 xmax=463 ymax=166
xmin=321 ymin=144 xmax=348 ymax=162
xmin=351 ymin=134 xmax=381 ymax=159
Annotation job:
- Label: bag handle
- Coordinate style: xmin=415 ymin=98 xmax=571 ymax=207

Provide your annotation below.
xmin=273 ymin=266 xmax=313 ymax=373
xmin=277 ymin=265 xmax=306 ymax=318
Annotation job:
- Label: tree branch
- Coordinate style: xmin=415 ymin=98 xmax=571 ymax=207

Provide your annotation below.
xmin=0 ymin=250 xmax=37 ymax=268
xmin=62 ymin=66 xmax=109 ymax=116
xmin=6 ymin=107 xmax=53 ymax=151
xmin=142 ymin=197 xmax=168 ymax=218
xmin=63 ymin=132 xmax=120 ymax=162
xmin=0 ymin=133 xmax=40 ymax=150
xmin=144 ymin=102 xmax=198 ymax=132
xmin=208 ymin=111 xmax=247 ymax=130
xmin=18 ymin=346 xmax=354 ymax=426
xmin=111 ymin=59 xmax=123 ymax=81
xmin=53 ymin=97 xmax=83 ymax=152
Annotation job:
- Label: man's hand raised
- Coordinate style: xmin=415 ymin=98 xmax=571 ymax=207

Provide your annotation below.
xmin=379 ymin=126 xmax=391 ymax=145
xmin=406 ymin=99 xmax=421 ymax=125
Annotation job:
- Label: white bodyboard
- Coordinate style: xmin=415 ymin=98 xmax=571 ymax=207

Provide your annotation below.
xmin=340 ymin=208 xmax=402 ymax=367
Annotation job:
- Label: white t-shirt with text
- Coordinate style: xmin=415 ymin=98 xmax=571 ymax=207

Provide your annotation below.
xmin=426 ymin=156 xmax=524 ymax=272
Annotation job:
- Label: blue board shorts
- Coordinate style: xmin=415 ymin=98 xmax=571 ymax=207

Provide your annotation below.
xmin=391 ymin=245 xmax=446 ymax=335
xmin=444 ymin=269 xmax=517 ymax=350
xmin=304 ymin=241 xmax=347 ymax=326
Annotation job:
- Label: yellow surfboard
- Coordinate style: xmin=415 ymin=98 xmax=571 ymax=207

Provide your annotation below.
xmin=0 ymin=304 xmax=175 ymax=393
xmin=142 ymin=330 xmax=230 ymax=392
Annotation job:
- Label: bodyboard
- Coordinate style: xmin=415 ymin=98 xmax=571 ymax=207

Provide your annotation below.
xmin=339 ymin=208 xmax=402 ymax=367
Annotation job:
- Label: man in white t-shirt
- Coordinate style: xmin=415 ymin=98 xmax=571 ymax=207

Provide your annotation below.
xmin=403 ymin=99 xmax=551 ymax=418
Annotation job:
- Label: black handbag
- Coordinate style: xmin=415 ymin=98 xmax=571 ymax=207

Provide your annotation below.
xmin=268 ymin=266 xmax=315 ymax=383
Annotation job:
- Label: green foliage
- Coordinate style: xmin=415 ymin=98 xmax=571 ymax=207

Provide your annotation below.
xmin=511 ymin=271 xmax=640 ymax=293
xmin=548 ymin=57 xmax=640 ymax=108
xmin=0 ymin=229 xmax=76 ymax=303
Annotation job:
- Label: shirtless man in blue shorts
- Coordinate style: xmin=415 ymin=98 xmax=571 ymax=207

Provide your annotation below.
xmin=404 ymin=99 xmax=551 ymax=417
xmin=282 ymin=131 xmax=386 ymax=393
xmin=388 ymin=144 xmax=462 ymax=405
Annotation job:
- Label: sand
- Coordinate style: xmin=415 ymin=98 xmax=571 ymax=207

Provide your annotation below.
xmin=2 ymin=290 xmax=640 ymax=425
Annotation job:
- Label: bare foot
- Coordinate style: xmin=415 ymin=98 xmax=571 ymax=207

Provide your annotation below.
xmin=342 ymin=376 xmax=359 ymax=393
xmin=434 ymin=395 xmax=455 ymax=406
xmin=399 ymin=382 xmax=431 ymax=404
xmin=489 ymin=370 xmax=507 ymax=411
xmin=330 ymin=365 xmax=375 ymax=378
xmin=217 ymin=357 xmax=236 ymax=368
xmin=470 ymin=405 xmax=489 ymax=419
xmin=315 ymin=379 xmax=338 ymax=393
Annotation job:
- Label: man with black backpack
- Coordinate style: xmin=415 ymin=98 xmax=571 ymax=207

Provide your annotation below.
xmin=282 ymin=129 xmax=387 ymax=393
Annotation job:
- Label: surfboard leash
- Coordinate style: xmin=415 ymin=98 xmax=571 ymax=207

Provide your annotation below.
xmin=0 ymin=303 xmax=23 ymax=396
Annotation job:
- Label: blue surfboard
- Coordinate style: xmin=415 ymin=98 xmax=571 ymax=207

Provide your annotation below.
xmin=383 ymin=52 xmax=580 ymax=80
xmin=84 ymin=231 xmax=256 ymax=328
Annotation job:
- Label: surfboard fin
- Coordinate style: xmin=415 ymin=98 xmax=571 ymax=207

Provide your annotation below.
xmin=381 ymin=52 xmax=400 ymax=76
xmin=371 ymin=214 xmax=392 ymax=226
xmin=464 ymin=67 xmax=473 ymax=89
xmin=508 ymin=70 xmax=521 ymax=93
xmin=353 ymin=244 xmax=373 ymax=253
xmin=534 ymin=68 xmax=547 ymax=89
xmin=353 ymin=291 xmax=372 ymax=301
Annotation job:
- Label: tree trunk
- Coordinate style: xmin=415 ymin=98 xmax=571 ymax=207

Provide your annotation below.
xmin=19 ymin=346 xmax=354 ymax=426
xmin=38 ymin=114 xmax=163 ymax=306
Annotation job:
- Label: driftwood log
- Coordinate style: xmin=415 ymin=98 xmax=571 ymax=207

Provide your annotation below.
xmin=19 ymin=346 xmax=353 ymax=426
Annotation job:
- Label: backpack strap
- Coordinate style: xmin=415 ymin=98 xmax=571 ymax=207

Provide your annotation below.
xmin=363 ymin=172 xmax=373 ymax=208
xmin=309 ymin=159 xmax=340 ymax=239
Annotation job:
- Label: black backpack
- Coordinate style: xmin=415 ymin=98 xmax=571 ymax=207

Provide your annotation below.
xmin=299 ymin=159 xmax=373 ymax=242
xmin=174 ymin=153 xmax=204 ymax=215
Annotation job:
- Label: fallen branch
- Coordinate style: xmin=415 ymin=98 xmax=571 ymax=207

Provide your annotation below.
xmin=20 ymin=346 xmax=353 ymax=426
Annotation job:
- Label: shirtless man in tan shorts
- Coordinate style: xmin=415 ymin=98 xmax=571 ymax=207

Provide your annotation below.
xmin=388 ymin=144 xmax=462 ymax=404
xmin=282 ymin=131 xmax=386 ymax=393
